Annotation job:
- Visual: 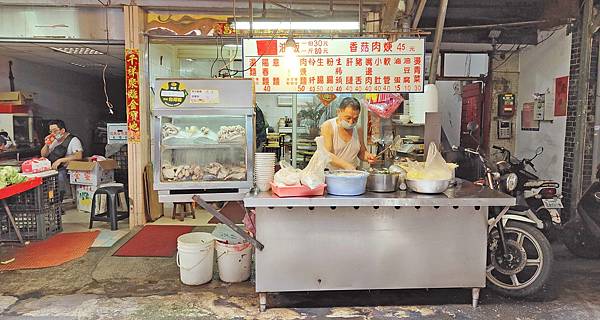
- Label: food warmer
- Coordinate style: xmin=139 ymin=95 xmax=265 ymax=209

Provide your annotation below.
xmin=152 ymin=78 xmax=254 ymax=202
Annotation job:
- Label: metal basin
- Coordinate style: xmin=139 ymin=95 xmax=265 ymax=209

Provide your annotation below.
xmin=406 ymin=179 xmax=451 ymax=194
xmin=367 ymin=173 xmax=399 ymax=192
xmin=325 ymin=170 xmax=369 ymax=196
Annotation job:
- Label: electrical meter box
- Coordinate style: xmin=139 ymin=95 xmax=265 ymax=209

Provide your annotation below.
xmin=497 ymin=120 xmax=512 ymax=139
xmin=498 ymin=93 xmax=515 ymax=117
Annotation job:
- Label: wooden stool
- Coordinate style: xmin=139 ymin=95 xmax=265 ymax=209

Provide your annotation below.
xmin=172 ymin=202 xmax=195 ymax=221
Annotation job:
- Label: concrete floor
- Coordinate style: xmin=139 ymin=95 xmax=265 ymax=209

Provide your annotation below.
xmin=0 ymin=233 xmax=599 ymax=319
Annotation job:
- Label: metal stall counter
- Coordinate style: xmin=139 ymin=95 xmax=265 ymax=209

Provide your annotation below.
xmin=243 ymin=180 xmax=516 ymax=311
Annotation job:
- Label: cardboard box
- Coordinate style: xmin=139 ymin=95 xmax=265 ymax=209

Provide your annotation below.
xmin=76 ymin=184 xmax=127 ymax=213
xmin=68 ymin=159 xmax=117 ymax=186
xmin=76 ymin=185 xmax=106 ymax=213
xmin=107 ymin=123 xmax=127 ymax=144
xmin=0 ymin=91 xmax=32 ymax=106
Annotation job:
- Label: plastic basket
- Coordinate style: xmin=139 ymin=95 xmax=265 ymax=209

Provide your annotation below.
xmin=7 ymin=174 xmax=59 ymax=211
xmin=270 ymin=182 xmax=326 ymax=197
xmin=109 ymin=145 xmax=128 ymax=170
xmin=0 ymin=203 xmax=62 ymax=240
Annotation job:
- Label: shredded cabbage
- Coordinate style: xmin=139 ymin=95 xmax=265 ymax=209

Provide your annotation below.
xmin=0 ymin=166 xmax=26 ymax=188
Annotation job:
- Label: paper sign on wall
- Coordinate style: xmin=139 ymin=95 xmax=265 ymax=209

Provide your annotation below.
xmin=190 ymin=89 xmax=219 ymax=104
xmin=554 ymin=76 xmax=568 ymax=117
xmin=243 ymin=38 xmax=425 ymax=94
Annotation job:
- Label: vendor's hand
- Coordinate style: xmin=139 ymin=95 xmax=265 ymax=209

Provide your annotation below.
xmin=51 ymin=159 xmax=63 ymax=170
xmin=365 ymin=152 xmax=377 ymax=164
xmin=341 ymin=162 xmax=356 ymax=170
xmin=44 ymin=134 xmax=55 ymax=145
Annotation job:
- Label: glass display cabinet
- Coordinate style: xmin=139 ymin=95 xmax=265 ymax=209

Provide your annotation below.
xmin=152 ymin=78 xmax=254 ymax=202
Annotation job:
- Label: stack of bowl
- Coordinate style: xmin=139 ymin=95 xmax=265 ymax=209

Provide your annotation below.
xmin=254 ymin=152 xmax=276 ymax=192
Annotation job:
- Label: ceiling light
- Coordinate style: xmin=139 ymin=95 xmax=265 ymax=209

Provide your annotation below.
xmin=50 ymin=47 xmax=104 ymax=55
xmin=233 ymin=21 xmax=360 ymax=31
xmin=488 ymin=30 xmax=502 ymax=39
xmin=284 ymin=35 xmax=299 ymax=77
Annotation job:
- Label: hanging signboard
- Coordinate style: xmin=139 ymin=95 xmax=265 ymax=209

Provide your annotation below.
xmin=242 ymin=38 xmax=425 ymax=94
xmin=125 ymin=49 xmax=141 ymax=143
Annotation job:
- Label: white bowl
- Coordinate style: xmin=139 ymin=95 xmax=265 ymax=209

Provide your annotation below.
xmin=255 ymin=173 xmax=274 ymax=178
xmin=256 ymin=181 xmax=271 ymax=192
xmin=255 ymin=161 xmax=276 ymax=166
xmin=255 ymin=167 xmax=275 ymax=172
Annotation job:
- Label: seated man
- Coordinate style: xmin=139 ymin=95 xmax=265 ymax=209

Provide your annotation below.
xmin=41 ymin=120 xmax=83 ymax=201
xmin=0 ymin=130 xmax=14 ymax=151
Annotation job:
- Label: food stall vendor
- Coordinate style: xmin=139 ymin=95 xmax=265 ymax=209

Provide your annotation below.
xmin=320 ymin=97 xmax=376 ymax=170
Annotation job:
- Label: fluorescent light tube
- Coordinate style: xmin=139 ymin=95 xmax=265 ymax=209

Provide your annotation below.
xmin=50 ymin=47 xmax=104 ymax=55
xmin=233 ymin=21 xmax=359 ymax=30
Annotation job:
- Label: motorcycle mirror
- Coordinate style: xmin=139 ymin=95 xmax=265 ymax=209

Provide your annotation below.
xmin=467 ymin=121 xmax=479 ymax=133
xmin=535 ymin=146 xmax=544 ymax=155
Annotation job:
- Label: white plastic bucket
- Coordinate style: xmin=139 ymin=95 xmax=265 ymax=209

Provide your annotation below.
xmin=216 ymin=241 xmax=253 ymax=283
xmin=176 ymin=232 xmax=215 ymax=285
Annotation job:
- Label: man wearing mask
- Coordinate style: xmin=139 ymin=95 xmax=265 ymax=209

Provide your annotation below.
xmin=320 ymin=97 xmax=376 ymax=170
xmin=41 ymin=120 xmax=83 ymax=200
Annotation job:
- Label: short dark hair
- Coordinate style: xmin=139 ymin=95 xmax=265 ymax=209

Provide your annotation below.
xmin=338 ymin=97 xmax=361 ymax=112
xmin=48 ymin=120 xmax=66 ymax=130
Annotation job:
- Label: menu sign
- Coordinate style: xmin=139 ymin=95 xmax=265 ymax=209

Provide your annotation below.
xmin=242 ymin=38 xmax=425 ymax=94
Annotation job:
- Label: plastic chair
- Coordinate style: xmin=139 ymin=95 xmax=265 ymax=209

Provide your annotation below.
xmin=89 ymin=183 xmax=129 ymax=230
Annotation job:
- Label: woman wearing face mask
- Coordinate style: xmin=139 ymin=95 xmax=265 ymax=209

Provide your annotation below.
xmin=320 ymin=97 xmax=377 ymax=170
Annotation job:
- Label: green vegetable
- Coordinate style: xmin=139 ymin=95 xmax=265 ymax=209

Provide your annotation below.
xmin=0 ymin=166 xmax=26 ymax=188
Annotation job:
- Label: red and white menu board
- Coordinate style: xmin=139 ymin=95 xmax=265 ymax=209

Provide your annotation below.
xmin=242 ymin=38 xmax=425 ymax=94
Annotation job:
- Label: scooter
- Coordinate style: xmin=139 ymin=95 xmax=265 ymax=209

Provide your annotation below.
xmin=492 ymin=146 xmax=563 ymax=239
xmin=562 ymin=166 xmax=600 ymax=259
xmin=450 ymin=122 xmax=553 ymax=297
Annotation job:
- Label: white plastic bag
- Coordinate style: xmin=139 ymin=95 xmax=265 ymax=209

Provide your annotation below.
xmin=300 ymin=136 xmax=331 ymax=189
xmin=404 ymin=143 xmax=452 ymax=180
xmin=274 ymin=161 xmax=301 ymax=186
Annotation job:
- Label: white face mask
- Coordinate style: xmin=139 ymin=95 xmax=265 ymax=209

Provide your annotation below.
xmin=340 ymin=119 xmax=356 ymax=130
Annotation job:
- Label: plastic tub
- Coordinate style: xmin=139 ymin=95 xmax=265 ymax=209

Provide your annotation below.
xmin=325 ymin=170 xmax=369 ymax=196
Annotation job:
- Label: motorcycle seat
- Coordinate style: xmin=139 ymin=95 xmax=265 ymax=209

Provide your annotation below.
xmin=510 ymin=205 xmax=530 ymax=212
xmin=523 ymin=180 xmax=558 ymax=188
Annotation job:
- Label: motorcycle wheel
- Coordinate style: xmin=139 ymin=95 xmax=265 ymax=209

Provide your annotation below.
xmin=487 ymin=221 xmax=553 ymax=297
xmin=562 ymin=221 xmax=600 ymax=259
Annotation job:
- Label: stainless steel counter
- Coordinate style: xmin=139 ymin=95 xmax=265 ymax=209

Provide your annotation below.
xmin=244 ymin=179 xmax=515 ymax=207
xmin=247 ymin=179 xmax=514 ymax=311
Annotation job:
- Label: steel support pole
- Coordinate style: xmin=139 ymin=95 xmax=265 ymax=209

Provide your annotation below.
xmin=571 ymin=0 xmax=594 ymax=213
xmin=428 ymin=0 xmax=448 ymax=84
xmin=249 ymin=0 xmax=253 ymax=38
xmin=593 ymin=32 xmax=600 ymax=176
xmin=359 ymin=0 xmax=363 ymax=36
xmin=411 ymin=0 xmax=427 ymax=29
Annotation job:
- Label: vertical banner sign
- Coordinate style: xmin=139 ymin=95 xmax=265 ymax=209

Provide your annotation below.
xmin=125 ymin=49 xmax=141 ymax=143
xmin=243 ymin=38 xmax=425 ymax=93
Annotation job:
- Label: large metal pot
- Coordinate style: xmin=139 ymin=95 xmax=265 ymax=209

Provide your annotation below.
xmin=367 ymin=172 xmax=400 ymax=192
xmin=406 ymin=179 xmax=451 ymax=194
